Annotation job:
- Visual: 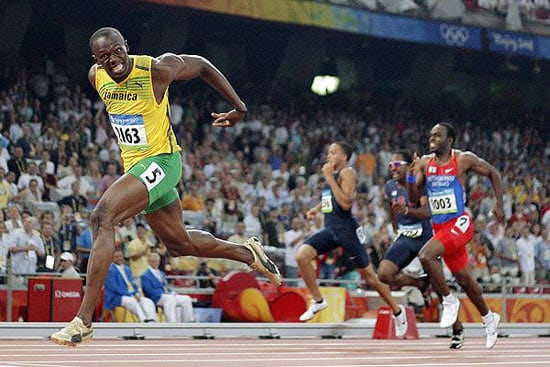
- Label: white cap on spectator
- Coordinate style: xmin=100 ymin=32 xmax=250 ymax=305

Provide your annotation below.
xmin=60 ymin=252 xmax=75 ymax=262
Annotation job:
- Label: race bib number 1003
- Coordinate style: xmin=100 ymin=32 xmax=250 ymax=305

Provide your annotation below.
xmin=429 ymin=189 xmax=458 ymax=215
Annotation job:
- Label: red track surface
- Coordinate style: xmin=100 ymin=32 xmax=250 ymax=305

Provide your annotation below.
xmin=0 ymin=337 xmax=549 ymax=367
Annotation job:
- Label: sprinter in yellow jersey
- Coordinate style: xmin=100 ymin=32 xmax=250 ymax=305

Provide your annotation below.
xmin=51 ymin=27 xmax=281 ymax=347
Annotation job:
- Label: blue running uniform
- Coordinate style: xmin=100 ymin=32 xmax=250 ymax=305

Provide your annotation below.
xmin=383 ymin=179 xmax=433 ymax=269
xmin=306 ymin=172 xmax=370 ymax=268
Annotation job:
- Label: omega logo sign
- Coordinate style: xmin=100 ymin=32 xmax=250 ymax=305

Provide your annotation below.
xmin=439 ymin=24 xmax=470 ymax=47
xmin=54 ymin=290 xmax=81 ymax=298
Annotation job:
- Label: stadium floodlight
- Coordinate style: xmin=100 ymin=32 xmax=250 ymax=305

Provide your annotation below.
xmin=311 ymin=59 xmax=340 ymax=96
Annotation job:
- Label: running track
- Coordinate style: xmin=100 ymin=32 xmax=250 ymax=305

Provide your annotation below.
xmin=0 ymin=337 xmax=549 ymax=367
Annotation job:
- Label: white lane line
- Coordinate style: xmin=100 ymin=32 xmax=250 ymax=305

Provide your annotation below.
xmin=0 ymin=352 xmax=550 ymax=366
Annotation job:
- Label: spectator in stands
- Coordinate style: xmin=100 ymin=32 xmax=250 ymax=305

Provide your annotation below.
xmin=8 ymin=118 xmax=25 ymax=152
xmin=38 ymin=162 xmax=57 ymax=201
xmin=239 ymin=173 xmax=256 ymax=199
xmin=8 ymin=147 xmax=27 ymax=181
xmin=98 ymin=162 xmax=120 ymax=197
xmin=38 ymin=126 xmax=58 ymax=153
xmin=263 ymin=207 xmax=283 ymax=248
xmin=194 ymin=260 xmax=219 ymax=288
xmin=8 ymin=216 xmax=44 ymax=276
xmin=58 ymin=252 xmax=81 ymax=279
xmin=277 ymin=202 xmax=292 ymax=230
xmin=6 ymin=172 xmax=18 ymax=200
xmin=220 ymin=173 xmax=242 ymax=220
xmin=17 ymin=161 xmax=43 ymax=193
xmin=50 ymin=140 xmax=70 ymax=175
xmin=485 ymin=221 xmax=504 ymax=266
xmin=82 ymin=159 xmax=103 ymax=200
xmin=17 ymin=177 xmax=42 ymax=207
xmin=509 ymin=203 xmax=533 ymax=226
xmin=127 ymin=223 xmax=153 ymax=284
xmin=181 ymin=182 xmax=205 ymax=212
xmin=15 ymin=125 xmax=35 ymax=158
xmin=57 ymin=211 xmax=80 ymax=253
xmin=57 ymin=180 xmax=88 ymax=216
xmin=57 ymin=165 xmax=94 ymax=198
xmin=77 ymin=225 xmax=93 ymax=274
xmin=493 ymin=226 xmax=520 ymax=280
xmin=255 ymin=174 xmax=272 ymax=202
xmin=266 ymin=183 xmax=288 ymax=210
xmin=103 ymin=249 xmax=157 ymax=323
xmin=0 ymin=167 xmax=12 ymax=211
xmin=227 ymin=221 xmax=247 ymax=244
xmin=37 ymin=221 xmax=61 ymax=272
xmin=39 ymin=210 xmax=55 ymax=227
xmin=516 ymin=224 xmax=536 ymax=285
xmin=141 ymin=252 xmax=194 ymax=322
xmin=243 ymin=204 xmax=263 ymax=239
xmin=5 ymin=205 xmax=22 ymax=232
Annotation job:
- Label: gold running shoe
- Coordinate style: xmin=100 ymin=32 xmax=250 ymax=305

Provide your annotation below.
xmin=244 ymin=237 xmax=281 ymax=286
xmin=50 ymin=317 xmax=93 ymax=347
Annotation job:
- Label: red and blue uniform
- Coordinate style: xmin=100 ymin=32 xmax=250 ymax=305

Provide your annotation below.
xmin=425 ymin=151 xmax=474 ymax=272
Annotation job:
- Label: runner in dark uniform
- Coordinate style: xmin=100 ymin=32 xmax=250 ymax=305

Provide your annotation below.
xmin=296 ymin=142 xmax=408 ymax=337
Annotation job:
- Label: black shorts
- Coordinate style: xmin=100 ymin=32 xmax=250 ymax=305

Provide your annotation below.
xmin=383 ymin=220 xmax=433 ymax=269
xmin=305 ymin=218 xmax=370 ymax=268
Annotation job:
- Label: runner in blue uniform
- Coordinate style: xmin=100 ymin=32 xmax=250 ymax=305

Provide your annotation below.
xmin=296 ymin=142 xmax=408 ymax=337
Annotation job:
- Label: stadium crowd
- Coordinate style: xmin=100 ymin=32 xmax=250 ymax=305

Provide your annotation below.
xmin=0 ymin=64 xmax=548 ymax=301
xmin=324 ymin=0 xmax=549 ymax=23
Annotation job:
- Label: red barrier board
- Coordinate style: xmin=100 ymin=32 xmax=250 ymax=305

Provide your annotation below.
xmin=27 ymin=277 xmax=52 ymax=322
xmin=27 ymin=277 xmax=83 ymax=322
xmin=51 ymin=278 xmax=83 ymax=322
xmin=0 ymin=290 xmax=28 ymax=321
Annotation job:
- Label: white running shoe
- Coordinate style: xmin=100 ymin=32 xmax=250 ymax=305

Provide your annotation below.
xmin=50 ymin=317 xmax=93 ymax=347
xmin=484 ymin=312 xmax=500 ymax=349
xmin=299 ymin=298 xmax=328 ymax=321
xmin=393 ymin=305 xmax=408 ymax=338
xmin=440 ymin=296 xmax=460 ymax=328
